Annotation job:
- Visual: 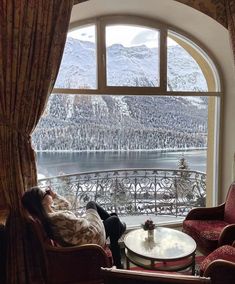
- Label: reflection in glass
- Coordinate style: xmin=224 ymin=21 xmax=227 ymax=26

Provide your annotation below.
xmin=125 ymin=228 xmax=196 ymax=259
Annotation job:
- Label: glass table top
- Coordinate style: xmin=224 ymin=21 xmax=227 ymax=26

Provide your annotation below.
xmin=124 ymin=227 xmax=196 ymax=260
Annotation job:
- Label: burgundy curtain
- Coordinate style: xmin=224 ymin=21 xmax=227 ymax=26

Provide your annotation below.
xmin=175 ymin=0 xmax=235 ymax=64
xmin=175 ymin=0 xmax=227 ymax=27
xmin=226 ymin=0 xmax=235 ymax=66
xmin=0 ymin=0 xmax=74 ymax=282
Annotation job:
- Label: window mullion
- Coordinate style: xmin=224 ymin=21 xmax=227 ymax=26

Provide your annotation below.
xmin=97 ymin=19 xmax=106 ymax=92
xmin=160 ymin=27 xmax=167 ymax=93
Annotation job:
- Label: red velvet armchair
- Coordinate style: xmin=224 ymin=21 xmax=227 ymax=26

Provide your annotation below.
xmin=199 ymin=242 xmax=235 ymax=283
xmin=27 ymin=216 xmax=112 ymax=284
xmin=183 ymin=182 xmax=235 ymax=255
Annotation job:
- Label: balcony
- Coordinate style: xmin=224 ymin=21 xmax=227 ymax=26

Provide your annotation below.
xmin=38 ymin=168 xmax=206 ymax=228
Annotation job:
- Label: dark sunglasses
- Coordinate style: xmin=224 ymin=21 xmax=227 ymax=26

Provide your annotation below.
xmin=42 ymin=190 xmax=51 ymax=200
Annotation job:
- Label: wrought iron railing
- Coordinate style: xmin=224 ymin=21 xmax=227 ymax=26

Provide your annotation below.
xmin=38 ymin=168 xmax=206 ymax=218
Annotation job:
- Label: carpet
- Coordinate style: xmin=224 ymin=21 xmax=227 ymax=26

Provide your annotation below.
xmin=129 ymin=255 xmax=206 ymax=276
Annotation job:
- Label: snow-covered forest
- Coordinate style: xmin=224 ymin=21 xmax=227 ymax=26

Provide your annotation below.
xmin=32 ymin=38 xmax=208 ymax=152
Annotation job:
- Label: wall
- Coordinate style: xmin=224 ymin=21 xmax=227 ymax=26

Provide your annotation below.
xmin=71 ymin=0 xmax=235 ymax=202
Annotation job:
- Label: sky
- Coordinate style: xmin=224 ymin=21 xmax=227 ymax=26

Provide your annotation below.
xmin=69 ymin=24 xmax=176 ymax=47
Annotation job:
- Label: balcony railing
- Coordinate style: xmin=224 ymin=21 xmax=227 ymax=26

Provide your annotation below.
xmin=38 ymin=168 xmax=206 ymax=219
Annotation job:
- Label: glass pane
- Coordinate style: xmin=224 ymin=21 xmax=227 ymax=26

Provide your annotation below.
xmin=106 ymin=25 xmax=159 ymax=87
xmin=33 ymin=94 xmax=207 ymax=178
xmin=54 ymin=25 xmax=97 ymax=89
xmin=167 ymin=37 xmax=208 ymax=91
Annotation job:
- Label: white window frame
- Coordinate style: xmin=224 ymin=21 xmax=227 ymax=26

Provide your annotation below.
xmin=52 ymin=15 xmax=223 ymax=206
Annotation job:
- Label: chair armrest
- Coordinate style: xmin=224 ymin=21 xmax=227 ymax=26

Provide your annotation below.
xmin=204 ymin=259 xmax=235 ymax=284
xmin=218 ymin=224 xmax=235 ymax=246
xmin=185 ymin=204 xmax=225 ymax=220
xmin=46 ymin=243 xmax=110 ymax=266
xmin=46 ymin=244 xmax=111 ymax=284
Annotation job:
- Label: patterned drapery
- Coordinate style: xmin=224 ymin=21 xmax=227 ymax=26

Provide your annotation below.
xmin=175 ymin=0 xmax=235 ymax=64
xmin=226 ymin=0 xmax=235 ymax=66
xmin=176 ymin=0 xmax=227 ymax=27
xmin=0 ymin=0 xmax=73 ymax=282
xmin=73 ymin=0 xmax=89 ymax=4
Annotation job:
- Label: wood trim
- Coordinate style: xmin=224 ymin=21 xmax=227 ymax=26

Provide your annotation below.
xmin=52 ymin=88 xmax=222 ymax=97
xmin=101 ymin=267 xmax=211 ymax=283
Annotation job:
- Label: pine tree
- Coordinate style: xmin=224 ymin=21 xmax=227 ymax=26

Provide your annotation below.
xmin=178 ymin=155 xmax=189 ymax=170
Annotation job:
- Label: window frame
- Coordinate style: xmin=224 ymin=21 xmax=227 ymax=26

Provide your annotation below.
xmin=52 ymin=15 xmax=223 ymax=207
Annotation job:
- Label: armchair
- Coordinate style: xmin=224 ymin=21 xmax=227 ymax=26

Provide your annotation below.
xmin=27 ymin=215 xmax=112 ymax=284
xmin=199 ymin=242 xmax=235 ymax=284
xmin=183 ymin=182 xmax=235 ymax=254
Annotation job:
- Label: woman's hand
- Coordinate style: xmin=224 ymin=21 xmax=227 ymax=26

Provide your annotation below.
xmin=47 ymin=187 xmax=56 ymax=199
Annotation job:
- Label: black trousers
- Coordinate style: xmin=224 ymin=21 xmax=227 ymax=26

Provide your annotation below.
xmin=86 ymin=201 xmax=123 ymax=267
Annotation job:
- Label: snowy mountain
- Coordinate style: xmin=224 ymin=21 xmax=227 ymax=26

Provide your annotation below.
xmin=32 ymin=38 xmax=208 ymax=151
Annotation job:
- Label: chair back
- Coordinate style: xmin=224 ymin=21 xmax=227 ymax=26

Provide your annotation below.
xmin=27 ymin=214 xmax=111 ymax=284
xmin=224 ymin=183 xmax=235 ymax=223
xmin=101 ymin=268 xmax=211 ymax=284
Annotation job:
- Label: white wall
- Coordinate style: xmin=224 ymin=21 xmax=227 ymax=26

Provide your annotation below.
xmin=71 ymin=0 xmax=235 ymax=202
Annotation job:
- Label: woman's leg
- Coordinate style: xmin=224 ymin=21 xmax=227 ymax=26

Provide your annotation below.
xmin=86 ymin=201 xmax=126 ymax=267
xmin=103 ymin=216 xmax=125 ymax=268
xmin=86 ymin=201 xmax=110 ymax=220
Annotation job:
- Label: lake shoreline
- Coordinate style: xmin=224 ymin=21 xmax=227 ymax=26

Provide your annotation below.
xmin=35 ymin=147 xmax=207 ymax=153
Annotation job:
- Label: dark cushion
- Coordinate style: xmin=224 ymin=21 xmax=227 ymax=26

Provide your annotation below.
xmin=200 ymin=245 xmax=235 ymax=274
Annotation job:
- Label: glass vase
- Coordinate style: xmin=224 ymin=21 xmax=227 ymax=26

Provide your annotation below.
xmin=148 ymin=229 xmax=154 ymax=241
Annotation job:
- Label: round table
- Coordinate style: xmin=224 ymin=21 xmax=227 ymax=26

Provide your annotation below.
xmin=124 ymin=227 xmax=196 ymax=274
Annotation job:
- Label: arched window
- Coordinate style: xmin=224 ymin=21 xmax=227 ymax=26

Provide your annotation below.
xmin=34 ymin=16 xmax=221 ymax=206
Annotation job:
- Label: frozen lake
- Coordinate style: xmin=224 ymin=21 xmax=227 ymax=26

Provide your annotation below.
xmin=36 ymin=149 xmax=206 ymax=178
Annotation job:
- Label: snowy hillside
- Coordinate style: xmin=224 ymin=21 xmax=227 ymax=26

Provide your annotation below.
xmin=32 ymin=38 xmax=208 ymax=151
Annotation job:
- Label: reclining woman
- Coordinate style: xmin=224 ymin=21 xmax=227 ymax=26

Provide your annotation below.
xmin=21 ymin=187 xmax=126 ymax=268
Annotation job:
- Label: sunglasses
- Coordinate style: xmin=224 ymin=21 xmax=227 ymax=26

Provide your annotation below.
xmin=42 ymin=190 xmax=51 ymax=200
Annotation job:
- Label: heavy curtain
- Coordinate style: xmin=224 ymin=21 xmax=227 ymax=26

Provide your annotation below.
xmin=175 ymin=0 xmax=235 ymax=64
xmin=0 ymin=0 xmax=74 ymax=282
xmin=175 ymin=0 xmax=227 ymax=27
xmin=226 ymin=0 xmax=235 ymax=66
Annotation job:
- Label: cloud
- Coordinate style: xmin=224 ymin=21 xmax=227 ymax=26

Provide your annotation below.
xmin=131 ymin=30 xmax=158 ymax=47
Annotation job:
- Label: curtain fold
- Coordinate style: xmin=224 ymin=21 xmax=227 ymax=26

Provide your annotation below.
xmin=73 ymin=0 xmax=89 ymax=4
xmin=0 ymin=0 xmax=74 ymax=282
xmin=226 ymin=0 xmax=235 ymax=66
xmin=175 ymin=0 xmax=227 ymax=27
